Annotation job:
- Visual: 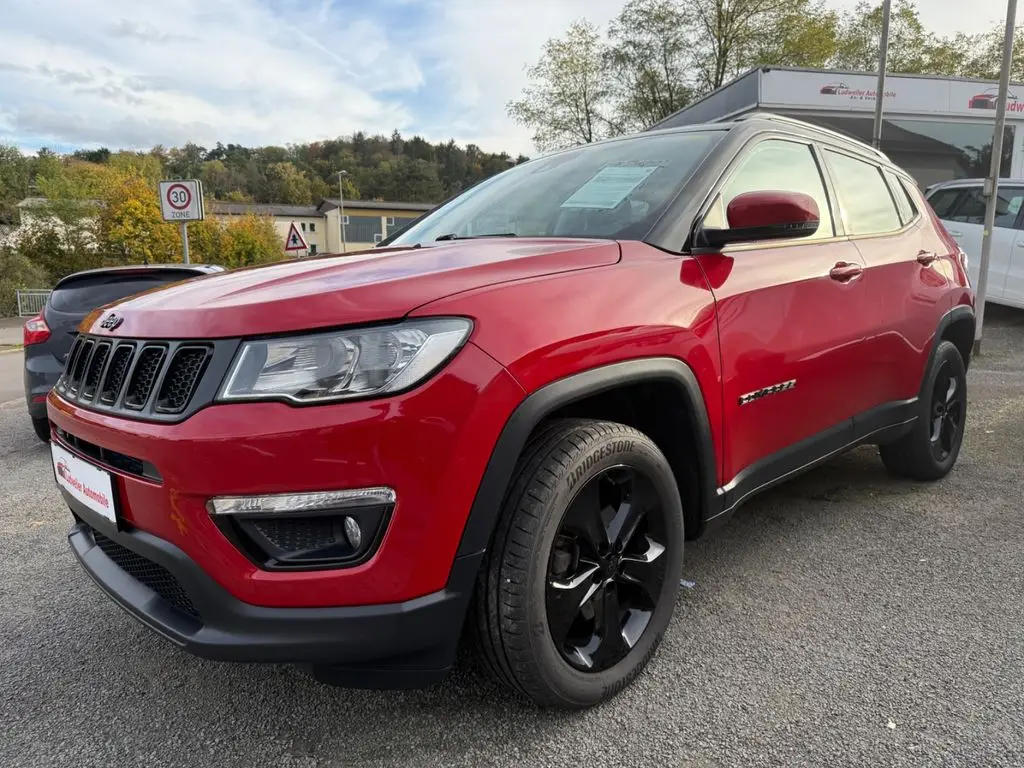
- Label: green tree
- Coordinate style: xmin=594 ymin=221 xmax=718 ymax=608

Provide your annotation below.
xmin=385 ymin=159 xmax=444 ymax=202
xmin=266 ymin=162 xmax=312 ymax=205
xmin=830 ymin=0 xmax=961 ymax=74
xmin=220 ymin=214 xmax=284 ymax=268
xmin=682 ymin=0 xmax=839 ymax=91
xmin=957 ymin=24 xmax=1024 ymax=81
xmin=508 ymin=20 xmax=621 ymax=150
xmin=0 ymin=245 xmax=51 ymax=316
xmin=95 ymin=174 xmax=181 ymax=265
xmin=606 ymin=0 xmax=694 ymax=130
xmin=0 ymin=144 xmax=31 ymax=223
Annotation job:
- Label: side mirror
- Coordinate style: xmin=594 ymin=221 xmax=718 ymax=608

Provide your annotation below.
xmin=700 ymin=191 xmax=820 ymax=248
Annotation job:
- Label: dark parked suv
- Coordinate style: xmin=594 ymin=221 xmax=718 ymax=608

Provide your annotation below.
xmin=46 ymin=115 xmax=973 ymax=708
xmin=24 ymin=264 xmax=222 ymax=441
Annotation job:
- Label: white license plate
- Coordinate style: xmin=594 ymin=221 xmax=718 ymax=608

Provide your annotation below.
xmin=51 ymin=442 xmax=117 ymax=525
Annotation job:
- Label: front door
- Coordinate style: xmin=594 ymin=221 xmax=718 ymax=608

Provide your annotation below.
xmin=697 ymin=137 xmax=872 ymax=487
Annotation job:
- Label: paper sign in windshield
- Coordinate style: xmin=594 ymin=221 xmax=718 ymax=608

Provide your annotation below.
xmin=560 ymin=166 xmax=659 ymax=210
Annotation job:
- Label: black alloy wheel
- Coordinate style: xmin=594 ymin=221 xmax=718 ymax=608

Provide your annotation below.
xmin=546 ymin=466 xmax=668 ymax=672
xmin=473 ymin=419 xmax=684 ymax=709
xmin=879 ymin=340 xmax=967 ymax=481
xmin=929 ymin=360 xmax=964 ymax=463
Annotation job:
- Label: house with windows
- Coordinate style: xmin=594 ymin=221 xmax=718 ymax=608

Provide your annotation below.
xmin=209 ymin=199 xmax=433 ymax=255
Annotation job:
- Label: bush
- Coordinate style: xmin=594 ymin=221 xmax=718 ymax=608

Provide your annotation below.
xmin=0 ymin=246 xmax=50 ymax=317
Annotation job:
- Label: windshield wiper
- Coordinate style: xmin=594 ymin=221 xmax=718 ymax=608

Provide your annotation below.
xmin=434 ymin=232 xmax=519 ymax=241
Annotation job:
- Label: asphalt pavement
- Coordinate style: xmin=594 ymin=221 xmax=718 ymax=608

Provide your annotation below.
xmin=1 ymin=308 xmax=1023 ymax=767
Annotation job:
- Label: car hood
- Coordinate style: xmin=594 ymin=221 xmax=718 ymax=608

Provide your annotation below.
xmin=81 ymin=239 xmax=621 ymax=338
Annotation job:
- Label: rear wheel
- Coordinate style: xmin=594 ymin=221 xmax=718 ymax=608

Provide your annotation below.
xmin=880 ymin=340 xmax=966 ymax=480
xmin=473 ymin=419 xmax=684 ymax=708
xmin=32 ymin=416 xmax=50 ymax=443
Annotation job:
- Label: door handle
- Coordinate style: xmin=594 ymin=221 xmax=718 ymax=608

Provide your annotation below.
xmin=947 ymin=230 xmax=963 ymax=237
xmin=916 ymin=250 xmax=939 ymax=265
xmin=829 ymin=261 xmax=863 ymax=281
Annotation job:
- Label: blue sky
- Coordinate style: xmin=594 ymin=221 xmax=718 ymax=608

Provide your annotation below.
xmin=0 ymin=0 xmax=1018 ymax=157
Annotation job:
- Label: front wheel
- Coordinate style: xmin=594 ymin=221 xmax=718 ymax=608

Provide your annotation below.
xmin=473 ymin=419 xmax=684 ymax=708
xmin=880 ymin=340 xmax=967 ymax=480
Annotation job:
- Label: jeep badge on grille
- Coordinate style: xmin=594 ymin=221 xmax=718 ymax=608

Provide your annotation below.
xmin=99 ymin=313 xmax=123 ymax=331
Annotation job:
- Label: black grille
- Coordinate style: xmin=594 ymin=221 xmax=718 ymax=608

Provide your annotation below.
xmin=99 ymin=345 xmax=134 ymax=404
xmin=56 ymin=334 xmax=231 ymax=422
xmin=251 ymin=517 xmax=339 ymax=554
xmin=91 ymin=529 xmax=200 ymax=618
xmin=68 ymin=339 xmax=93 ymax=394
xmin=81 ymin=342 xmax=111 ymax=400
xmin=124 ymin=346 xmax=166 ymax=410
xmin=156 ymin=347 xmax=210 ymax=414
xmin=55 ymin=428 xmax=160 ymax=482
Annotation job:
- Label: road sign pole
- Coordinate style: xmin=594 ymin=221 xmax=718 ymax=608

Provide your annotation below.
xmin=180 ymin=222 xmax=190 ymax=264
xmin=975 ymin=0 xmax=1017 ymax=357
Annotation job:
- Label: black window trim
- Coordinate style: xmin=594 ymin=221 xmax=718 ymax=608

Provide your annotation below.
xmin=688 ymin=130 xmax=847 ymax=253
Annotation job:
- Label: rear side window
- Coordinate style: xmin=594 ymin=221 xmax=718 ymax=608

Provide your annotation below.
xmin=883 ymin=170 xmax=918 ymax=225
xmin=49 ymin=272 xmax=198 ymax=313
xmin=824 ymin=150 xmax=901 ymax=235
xmin=704 ymin=139 xmax=835 ymax=239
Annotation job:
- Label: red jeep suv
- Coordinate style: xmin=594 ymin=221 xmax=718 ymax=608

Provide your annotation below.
xmin=47 ymin=114 xmax=973 ymax=709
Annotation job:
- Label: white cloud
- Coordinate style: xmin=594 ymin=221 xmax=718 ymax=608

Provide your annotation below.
xmin=0 ymin=0 xmax=1020 ymax=158
xmin=0 ymin=0 xmax=420 ymax=151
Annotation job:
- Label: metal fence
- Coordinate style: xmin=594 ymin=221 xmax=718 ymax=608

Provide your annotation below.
xmin=16 ymin=290 xmax=51 ymax=317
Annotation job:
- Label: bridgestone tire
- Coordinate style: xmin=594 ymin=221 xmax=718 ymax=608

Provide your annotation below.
xmin=880 ymin=340 xmax=967 ymax=481
xmin=472 ymin=418 xmax=684 ymax=708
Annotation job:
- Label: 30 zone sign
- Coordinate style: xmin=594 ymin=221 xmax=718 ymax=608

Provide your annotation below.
xmin=158 ymin=179 xmax=205 ymax=222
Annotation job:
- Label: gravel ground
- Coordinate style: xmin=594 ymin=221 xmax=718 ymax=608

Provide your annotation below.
xmin=1 ymin=308 xmax=1022 ymax=768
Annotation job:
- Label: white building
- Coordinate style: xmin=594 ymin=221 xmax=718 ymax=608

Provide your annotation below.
xmin=652 ymin=66 xmax=1024 ymax=189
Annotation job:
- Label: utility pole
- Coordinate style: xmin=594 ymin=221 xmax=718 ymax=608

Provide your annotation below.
xmin=975 ymin=0 xmax=1018 ymax=356
xmin=872 ymin=0 xmax=892 ymax=149
xmin=337 ymin=170 xmax=348 ymax=254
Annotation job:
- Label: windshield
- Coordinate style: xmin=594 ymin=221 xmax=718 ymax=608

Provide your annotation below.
xmin=386 ymin=130 xmax=723 ymax=246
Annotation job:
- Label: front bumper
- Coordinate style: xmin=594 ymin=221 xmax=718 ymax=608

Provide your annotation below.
xmin=68 ymin=514 xmax=481 ymax=685
xmin=47 ymin=342 xmax=524 ymax=609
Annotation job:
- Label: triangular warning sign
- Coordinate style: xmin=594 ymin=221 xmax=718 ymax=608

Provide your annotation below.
xmin=284 ymin=222 xmax=308 ymax=251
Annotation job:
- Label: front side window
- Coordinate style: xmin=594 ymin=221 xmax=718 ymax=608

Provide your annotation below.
xmin=386 ymin=131 xmax=723 ymax=246
xmin=702 ymin=139 xmax=835 ymax=239
xmin=825 ymin=150 xmax=901 ymax=235
xmin=936 ymin=185 xmax=1024 ymax=228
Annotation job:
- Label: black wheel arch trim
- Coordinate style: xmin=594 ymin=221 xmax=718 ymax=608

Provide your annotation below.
xmin=454 ymin=356 xmax=718 ymax=559
xmin=933 ymin=303 xmax=975 ymax=375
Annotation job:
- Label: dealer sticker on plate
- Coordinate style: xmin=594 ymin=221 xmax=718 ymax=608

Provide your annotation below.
xmin=51 ymin=442 xmax=117 ymax=525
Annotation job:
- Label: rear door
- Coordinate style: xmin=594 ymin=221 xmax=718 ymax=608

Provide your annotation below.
xmin=698 ymin=137 xmax=871 ymax=485
xmin=823 ymin=149 xmax=951 ymax=422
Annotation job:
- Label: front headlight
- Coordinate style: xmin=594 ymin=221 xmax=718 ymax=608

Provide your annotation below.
xmin=218 ymin=317 xmax=472 ymax=403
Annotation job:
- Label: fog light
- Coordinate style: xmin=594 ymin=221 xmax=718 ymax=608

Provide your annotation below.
xmin=343 ymin=516 xmax=362 ymax=549
xmin=207 ymin=487 xmax=396 ymax=571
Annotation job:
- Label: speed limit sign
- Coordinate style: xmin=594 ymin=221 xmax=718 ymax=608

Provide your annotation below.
xmin=158 ymin=179 xmax=204 ymax=221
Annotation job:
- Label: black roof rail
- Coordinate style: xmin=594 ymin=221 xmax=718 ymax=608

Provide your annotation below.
xmin=735 ymin=112 xmax=890 ymax=161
